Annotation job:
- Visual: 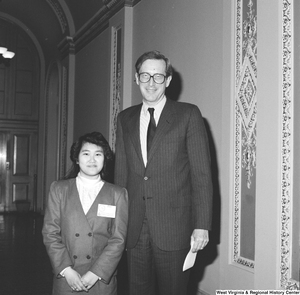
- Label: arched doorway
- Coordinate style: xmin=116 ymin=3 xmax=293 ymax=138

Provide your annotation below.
xmin=0 ymin=19 xmax=40 ymax=212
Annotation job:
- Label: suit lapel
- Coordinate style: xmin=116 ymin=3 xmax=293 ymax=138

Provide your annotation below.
xmin=70 ymin=180 xmax=86 ymax=214
xmin=126 ymin=104 xmax=144 ymax=164
xmin=69 ymin=179 xmax=93 ymax=229
xmin=123 ymin=100 xmax=176 ymax=166
xmin=85 ymin=182 xmax=108 ymax=227
xmin=147 ymin=99 xmax=175 ymax=163
xmin=86 ymin=182 xmax=115 ymax=214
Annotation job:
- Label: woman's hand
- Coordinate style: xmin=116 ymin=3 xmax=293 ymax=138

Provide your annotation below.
xmin=81 ymin=271 xmax=99 ymax=290
xmin=64 ymin=267 xmax=88 ymax=292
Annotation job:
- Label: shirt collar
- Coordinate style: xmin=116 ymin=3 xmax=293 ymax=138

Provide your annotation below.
xmin=77 ymin=172 xmax=101 ymax=187
xmin=142 ymin=95 xmax=166 ymax=116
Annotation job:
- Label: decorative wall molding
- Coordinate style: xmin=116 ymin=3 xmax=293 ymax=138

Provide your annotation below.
xmin=109 ymin=25 xmax=122 ymax=152
xmin=58 ymin=66 xmax=68 ymax=179
xmin=58 ymin=36 xmax=75 ymax=59
xmin=58 ymin=0 xmax=140 ymax=57
xmin=0 ymin=120 xmax=38 ymax=130
xmin=43 ymin=65 xmax=51 ymax=208
xmin=233 ymin=0 xmax=257 ymax=269
xmin=280 ymin=0 xmax=299 ymax=290
xmin=124 ymin=0 xmax=142 ymax=7
xmin=46 ymin=0 xmax=68 ymax=34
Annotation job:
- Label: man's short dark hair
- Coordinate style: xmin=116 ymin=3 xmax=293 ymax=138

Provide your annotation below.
xmin=135 ymin=50 xmax=173 ymax=77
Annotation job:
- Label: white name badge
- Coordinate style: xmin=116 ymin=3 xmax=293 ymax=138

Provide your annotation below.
xmin=97 ymin=204 xmax=116 ymax=218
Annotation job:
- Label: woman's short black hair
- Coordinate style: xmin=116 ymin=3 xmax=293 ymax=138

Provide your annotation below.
xmin=64 ymin=131 xmax=113 ymax=180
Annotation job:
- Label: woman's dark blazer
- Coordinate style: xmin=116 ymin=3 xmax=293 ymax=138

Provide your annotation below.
xmin=114 ymin=98 xmax=213 ymax=251
xmin=42 ymin=178 xmax=128 ymax=295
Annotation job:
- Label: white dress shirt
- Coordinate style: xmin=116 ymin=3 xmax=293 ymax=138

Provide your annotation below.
xmin=140 ymin=96 xmax=166 ymax=166
xmin=76 ymin=172 xmax=104 ymax=214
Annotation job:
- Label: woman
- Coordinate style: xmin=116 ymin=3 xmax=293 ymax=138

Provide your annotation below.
xmin=42 ymin=132 xmax=128 ymax=295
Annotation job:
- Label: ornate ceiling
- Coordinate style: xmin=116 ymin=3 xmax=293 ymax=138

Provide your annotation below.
xmin=0 ymin=0 xmax=107 ymax=63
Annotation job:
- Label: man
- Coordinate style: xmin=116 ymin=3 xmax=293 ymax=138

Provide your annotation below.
xmin=114 ymin=50 xmax=213 ymax=295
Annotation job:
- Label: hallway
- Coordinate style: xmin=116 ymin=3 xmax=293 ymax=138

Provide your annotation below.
xmin=0 ymin=212 xmax=203 ymax=295
xmin=0 ymin=213 xmax=52 ymax=295
xmin=0 ymin=212 xmax=130 ymax=295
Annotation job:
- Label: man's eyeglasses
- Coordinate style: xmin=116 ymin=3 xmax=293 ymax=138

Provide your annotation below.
xmin=138 ymin=72 xmax=166 ymax=84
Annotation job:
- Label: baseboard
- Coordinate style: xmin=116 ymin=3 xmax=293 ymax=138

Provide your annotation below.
xmin=198 ymin=289 xmax=211 ymax=295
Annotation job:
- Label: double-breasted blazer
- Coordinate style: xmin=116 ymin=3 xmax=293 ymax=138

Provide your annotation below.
xmin=42 ymin=179 xmax=128 ymax=295
xmin=114 ymin=98 xmax=213 ymax=251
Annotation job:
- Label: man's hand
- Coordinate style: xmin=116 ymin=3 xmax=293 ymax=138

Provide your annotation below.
xmin=191 ymin=229 xmax=209 ymax=253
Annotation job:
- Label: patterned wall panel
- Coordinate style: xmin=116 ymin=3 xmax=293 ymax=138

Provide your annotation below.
xmin=234 ymin=0 xmax=299 ymax=288
xmin=280 ymin=0 xmax=299 ymax=290
xmin=233 ymin=0 xmax=257 ymax=269
xmin=110 ymin=26 xmax=122 ymax=152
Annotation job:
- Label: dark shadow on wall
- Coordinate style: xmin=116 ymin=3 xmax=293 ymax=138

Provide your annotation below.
xmin=188 ymin=118 xmax=221 ymax=295
xmin=105 ymin=154 xmax=115 ymax=184
xmin=166 ymin=67 xmax=182 ymax=101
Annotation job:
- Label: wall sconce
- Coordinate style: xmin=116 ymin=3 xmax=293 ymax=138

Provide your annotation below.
xmin=0 ymin=47 xmax=15 ymax=59
xmin=0 ymin=47 xmax=15 ymax=66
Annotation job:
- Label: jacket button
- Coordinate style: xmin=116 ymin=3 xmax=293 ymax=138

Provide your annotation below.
xmin=75 ymin=233 xmax=79 ymax=237
xmin=73 ymin=255 xmax=77 ymax=259
xmin=86 ymin=255 xmax=91 ymax=259
xmin=88 ymin=232 xmax=92 ymax=237
xmin=144 ymin=176 xmax=149 ymax=180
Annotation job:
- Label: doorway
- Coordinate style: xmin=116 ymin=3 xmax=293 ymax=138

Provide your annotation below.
xmin=0 ymin=130 xmax=37 ymax=212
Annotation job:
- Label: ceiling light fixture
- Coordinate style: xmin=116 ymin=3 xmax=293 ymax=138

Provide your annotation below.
xmin=0 ymin=47 xmax=15 ymax=59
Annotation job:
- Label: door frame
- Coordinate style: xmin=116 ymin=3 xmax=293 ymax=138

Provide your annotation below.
xmin=0 ymin=124 xmax=38 ymax=212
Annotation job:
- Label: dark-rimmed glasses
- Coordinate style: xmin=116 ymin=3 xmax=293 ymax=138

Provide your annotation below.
xmin=138 ymin=72 xmax=166 ymax=84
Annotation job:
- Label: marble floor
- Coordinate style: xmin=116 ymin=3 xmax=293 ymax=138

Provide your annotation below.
xmin=0 ymin=212 xmax=201 ymax=295
xmin=0 ymin=212 xmax=129 ymax=295
xmin=0 ymin=213 xmax=53 ymax=295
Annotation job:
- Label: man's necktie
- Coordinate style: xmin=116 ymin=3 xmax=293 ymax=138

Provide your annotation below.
xmin=147 ymin=108 xmax=156 ymax=155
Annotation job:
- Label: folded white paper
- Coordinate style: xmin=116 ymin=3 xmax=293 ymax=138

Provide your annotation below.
xmin=182 ymin=239 xmax=197 ymax=271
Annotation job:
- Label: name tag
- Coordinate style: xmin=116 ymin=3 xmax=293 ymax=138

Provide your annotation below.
xmin=97 ymin=204 xmax=116 ymax=218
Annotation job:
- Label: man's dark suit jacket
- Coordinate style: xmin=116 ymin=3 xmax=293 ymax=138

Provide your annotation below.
xmin=114 ymin=98 xmax=213 ymax=251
